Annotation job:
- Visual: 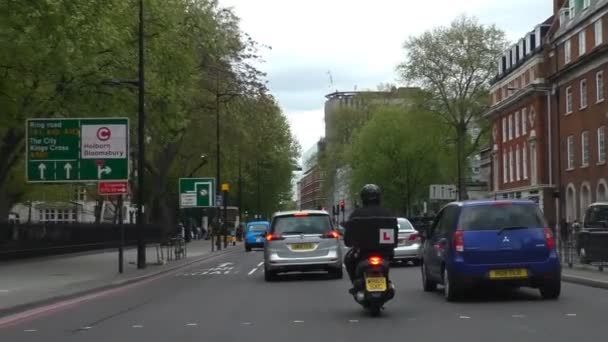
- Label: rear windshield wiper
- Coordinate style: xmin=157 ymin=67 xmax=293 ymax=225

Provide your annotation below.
xmin=497 ymin=226 xmax=529 ymax=235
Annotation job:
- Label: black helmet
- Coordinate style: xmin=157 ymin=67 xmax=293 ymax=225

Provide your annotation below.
xmin=360 ymin=184 xmax=382 ymax=206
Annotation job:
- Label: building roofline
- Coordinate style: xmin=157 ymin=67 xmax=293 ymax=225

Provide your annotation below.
xmin=484 ymin=83 xmax=551 ymax=119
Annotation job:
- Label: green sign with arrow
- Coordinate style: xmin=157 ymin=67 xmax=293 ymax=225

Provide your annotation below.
xmin=179 ymin=177 xmax=216 ymax=208
xmin=26 ymin=118 xmax=129 ymax=183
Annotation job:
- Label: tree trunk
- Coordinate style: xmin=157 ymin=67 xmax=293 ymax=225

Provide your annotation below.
xmin=456 ymin=123 xmax=469 ymax=200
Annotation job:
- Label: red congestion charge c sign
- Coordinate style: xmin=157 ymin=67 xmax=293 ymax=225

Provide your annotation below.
xmin=96 ymin=127 xmax=111 ymax=141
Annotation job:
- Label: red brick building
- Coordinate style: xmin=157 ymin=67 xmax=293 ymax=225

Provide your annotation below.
xmin=551 ymin=0 xmax=608 ymax=223
xmin=485 ymin=19 xmax=557 ymax=226
xmin=297 ymin=165 xmax=325 ymax=210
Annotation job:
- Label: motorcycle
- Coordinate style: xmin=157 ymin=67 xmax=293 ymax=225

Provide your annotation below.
xmin=351 ymin=254 xmax=395 ymax=316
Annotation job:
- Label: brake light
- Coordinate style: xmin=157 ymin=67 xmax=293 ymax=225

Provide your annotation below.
xmin=266 ymin=233 xmax=284 ymax=241
xmin=544 ymin=227 xmax=555 ymax=250
xmin=322 ymin=230 xmax=340 ymax=239
xmin=293 ymin=212 xmax=309 ymax=217
xmin=368 ymin=256 xmax=383 ymax=266
xmin=408 ymin=233 xmax=420 ymax=241
xmin=452 ymin=229 xmax=464 ymax=252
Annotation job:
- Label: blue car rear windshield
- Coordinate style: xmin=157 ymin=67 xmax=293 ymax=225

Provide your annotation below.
xmin=248 ymin=225 xmax=268 ymax=232
xmin=459 ymin=204 xmax=546 ymax=231
xmin=272 ymin=214 xmax=331 ymax=235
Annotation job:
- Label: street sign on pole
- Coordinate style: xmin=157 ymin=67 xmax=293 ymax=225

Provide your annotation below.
xmin=26 ymin=118 xmax=129 ymax=183
xmin=429 ymin=184 xmax=457 ymax=200
xmin=98 ymin=181 xmax=129 ymax=196
xmin=179 ymin=177 xmax=216 ymax=208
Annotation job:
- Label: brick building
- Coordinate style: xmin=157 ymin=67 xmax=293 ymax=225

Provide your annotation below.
xmin=486 ymin=0 xmax=608 ymax=232
xmin=551 ymin=0 xmax=608 ymax=223
xmin=485 ymin=19 xmax=557 ymax=225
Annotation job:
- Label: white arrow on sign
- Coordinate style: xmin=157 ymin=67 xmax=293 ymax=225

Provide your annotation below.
xmin=38 ymin=163 xmax=47 ymax=180
xmin=200 ymin=188 xmax=208 ymax=196
xmin=64 ymin=163 xmax=73 ymax=179
xmin=97 ymin=165 xmax=112 ymax=179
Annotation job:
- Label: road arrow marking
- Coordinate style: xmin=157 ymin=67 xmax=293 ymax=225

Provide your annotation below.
xmin=38 ymin=163 xmax=46 ymax=180
xmin=97 ymin=165 xmax=112 ymax=179
xmin=64 ymin=163 xmax=72 ymax=179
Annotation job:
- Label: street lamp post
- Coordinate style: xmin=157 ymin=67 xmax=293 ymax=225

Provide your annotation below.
xmin=135 ymin=0 xmax=146 ymax=269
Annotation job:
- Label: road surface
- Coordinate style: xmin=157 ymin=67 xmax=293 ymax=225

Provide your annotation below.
xmin=1 ymin=247 xmax=607 ymax=341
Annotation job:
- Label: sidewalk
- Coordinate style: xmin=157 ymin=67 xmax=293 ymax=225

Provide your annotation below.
xmin=562 ymin=263 xmax=608 ymax=289
xmin=0 ymin=239 xmax=234 ymax=314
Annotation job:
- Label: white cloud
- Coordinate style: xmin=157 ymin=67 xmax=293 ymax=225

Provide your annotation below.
xmin=220 ymin=0 xmax=553 ymax=152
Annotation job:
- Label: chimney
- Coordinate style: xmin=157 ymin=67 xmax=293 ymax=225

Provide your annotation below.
xmin=554 ymin=0 xmax=567 ymax=15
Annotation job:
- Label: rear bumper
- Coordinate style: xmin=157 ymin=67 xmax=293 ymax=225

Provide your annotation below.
xmin=449 ymin=256 xmax=561 ymax=287
xmin=393 ymin=244 xmax=421 ymax=260
xmin=265 ymin=249 xmax=342 ymax=272
xmin=245 ymin=241 xmax=264 ymax=248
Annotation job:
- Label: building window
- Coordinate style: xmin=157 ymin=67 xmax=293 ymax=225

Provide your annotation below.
xmin=569 ymin=0 xmax=576 ymax=18
xmin=597 ymin=71 xmax=604 ymax=102
xmin=516 ymin=145 xmax=521 ymax=181
xmin=595 ymin=19 xmax=603 ymax=47
xmin=583 ymin=0 xmax=590 ymax=9
xmin=515 ymin=111 xmax=520 ymax=137
xmin=502 ymin=117 xmax=507 ymax=142
xmin=565 ymin=39 xmax=572 ymax=64
xmin=508 ymin=115 xmax=513 ymax=140
xmin=566 ymin=86 xmax=573 ymax=113
xmin=598 ymin=126 xmax=606 ymax=164
xmin=503 ymin=149 xmax=508 ymax=184
xmin=567 ymin=135 xmax=575 ymax=170
xmin=509 ymin=148 xmax=514 ymax=182
xmin=582 ymin=130 xmax=590 ymax=166
xmin=522 ymin=108 xmax=528 ymax=134
xmin=530 ymin=142 xmax=537 ymax=185
xmin=580 ymin=79 xmax=588 ymax=109
xmin=523 ymin=143 xmax=528 ymax=180
xmin=579 ymin=30 xmax=586 ymax=56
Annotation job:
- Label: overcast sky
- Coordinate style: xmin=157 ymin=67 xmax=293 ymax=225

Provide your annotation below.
xmin=219 ymin=0 xmax=553 ymax=155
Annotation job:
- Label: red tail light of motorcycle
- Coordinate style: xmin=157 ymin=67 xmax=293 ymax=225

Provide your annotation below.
xmin=368 ymin=256 xmax=383 ymax=266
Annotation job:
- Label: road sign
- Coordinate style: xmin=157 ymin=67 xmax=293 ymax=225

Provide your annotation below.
xmin=221 ymin=183 xmax=230 ymax=192
xmin=26 ymin=118 xmax=129 ymax=183
xmin=98 ymin=181 xmax=129 ymax=195
xmin=429 ymin=184 xmax=457 ymax=200
xmin=179 ymin=177 xmax=216 ymax=208
xmin=216 ymin=195 xmax=223 ymax=206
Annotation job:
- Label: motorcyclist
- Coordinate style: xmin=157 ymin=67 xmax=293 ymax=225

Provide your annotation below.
xmin=343 ymin=184 xmax=394 ymax=292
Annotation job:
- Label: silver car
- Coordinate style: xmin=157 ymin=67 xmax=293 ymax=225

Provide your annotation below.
xmin=393 ymin=217 xmax=422 ymax=265
xmin=263 ymin=210 xmax=343 ymax=281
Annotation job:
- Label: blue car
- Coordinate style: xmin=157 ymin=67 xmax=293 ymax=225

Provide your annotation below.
xmin=245 ymin=221 xmax=270 ymax=252
xmin=421 ymin=200 xmax=561 ymax=301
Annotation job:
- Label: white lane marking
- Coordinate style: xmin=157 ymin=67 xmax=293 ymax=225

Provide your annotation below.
xmin=512 ymin=314 xmax=525 ymax=318
xmin=459 ymin=316 xmax=471 ymax=319
xmin=24 ymin=329 xmax=37 ymax=332
xmin=257 ymin=262 xmax=264 ymax=267
xmin=132 ymin=324 xmax=144 ymax=328
xmin=0 ymin=289 xmax=12 ymax=293
xmin=342 ymin=264 xmax=346 ymax=269
xmin=566 ymin=313 xmax=577 ymax=317
xmin=80 ymin=326 xmax=93 ymax=330
xmin=293 ymin=320 xmax=305 ymax=323
xmin=242 ymin=322 xmax=252 ymax=325
xmin=348 ymin=320 xmax=359 ymax=323
xmin=248 ymin=268 xmax=258 ymax=275
xmin=186 ymin=323 xmax=198 ymax=326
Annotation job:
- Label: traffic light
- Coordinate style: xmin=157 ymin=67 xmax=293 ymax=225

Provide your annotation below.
xmin=340 ymin=200 xmax=345 ymax=213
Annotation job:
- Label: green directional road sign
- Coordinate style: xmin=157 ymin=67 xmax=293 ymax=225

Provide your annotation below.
xmin=179 ymin=178 xmax=216 ymax=208
xmin=26 ymin=118 xmax=129 ymax=183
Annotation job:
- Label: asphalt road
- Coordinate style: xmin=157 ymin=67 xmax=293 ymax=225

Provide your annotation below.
xmin=1 ymin=247 xmax=608 ymax=342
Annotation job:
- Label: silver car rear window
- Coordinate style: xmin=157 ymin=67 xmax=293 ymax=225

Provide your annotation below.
xmin=272 ymin=214 xmax=331 ymax=235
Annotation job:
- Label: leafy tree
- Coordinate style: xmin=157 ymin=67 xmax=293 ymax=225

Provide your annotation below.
xmin=397 ymin=15 xmax=507 ymax=199
xmin=349 ymin=107 xmax=448 ymax=215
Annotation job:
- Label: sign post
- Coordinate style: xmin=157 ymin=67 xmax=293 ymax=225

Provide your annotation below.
xmin=222 ymin=183 xmax=230 ymax=247
xmin=26 ymin=118 xmax=129 ymax=183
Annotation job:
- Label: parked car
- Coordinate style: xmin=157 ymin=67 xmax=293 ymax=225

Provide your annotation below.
xmin=263 ymin=210 xmax=343 ymax=281
xmin=244 ymin=221 xmax=270 ymax=252
xmin=420 ymin=200 xmax=561 ymax=301
xmin=577 ymin=202 xmax=608 ymax=264
xmin=393 ymin=217 xmax=422 ymax=265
